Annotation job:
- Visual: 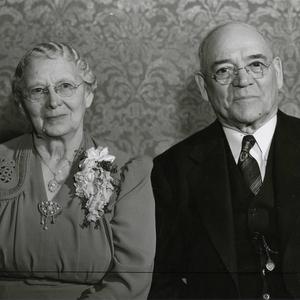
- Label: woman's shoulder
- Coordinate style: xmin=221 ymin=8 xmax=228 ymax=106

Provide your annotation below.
xmin=0 ymin=133 xmax=31 ymax=197
xmin=109 ymin=149 xmax=153 ymax=183
xmin=85 ymin=134 xmax=153 ymax=195
xmin=114 ymin=151 xmax=152 ymax=176
xmin=0 ymin=133 xmax=31 ymax=154
xmin=97 ymin=144 xmax=153 ymax=191
xmin=88 ymin=135 xmax=152 ymax=176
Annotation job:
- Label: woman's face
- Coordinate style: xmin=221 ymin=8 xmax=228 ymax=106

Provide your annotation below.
xmin=21 ymin=56 xmax=93 ymax=139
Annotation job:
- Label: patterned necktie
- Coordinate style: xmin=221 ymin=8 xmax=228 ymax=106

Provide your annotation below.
xmin=238 ymin=135 xmax=262 ymax=195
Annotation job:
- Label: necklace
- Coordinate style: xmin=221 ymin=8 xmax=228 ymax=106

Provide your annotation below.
xmin=44 ymin=159 xmax=71 ymax=193
xmin=33 ymin=145 xmax=73 ymax=230
xmin=35 ymin=148 xmax=72 ymax=193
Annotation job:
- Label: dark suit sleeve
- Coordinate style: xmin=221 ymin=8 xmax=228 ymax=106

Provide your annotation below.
xmin=148 ymin=158 xmax=186 ymax=299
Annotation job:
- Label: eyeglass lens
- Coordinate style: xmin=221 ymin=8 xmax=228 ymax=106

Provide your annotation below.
xmin=27 ymin=82 xmax=82 ymax=101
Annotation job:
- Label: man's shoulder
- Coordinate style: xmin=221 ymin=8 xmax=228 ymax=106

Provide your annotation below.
xmin=278 ymin=110 xmax=300 ymax=135
xmin=154 ymin=120 xmax=220 ymax=164
xmin=279 ymin=110 xmax=300 ymax=125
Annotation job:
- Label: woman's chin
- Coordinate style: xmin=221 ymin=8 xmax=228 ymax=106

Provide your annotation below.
xmin=39 ymin=124 xmax=82 ymax=140
xmin=40 ymin=126 xmax=70 ymax=138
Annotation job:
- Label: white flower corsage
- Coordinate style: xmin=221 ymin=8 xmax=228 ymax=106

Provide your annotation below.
xmin=74 ymin=146 xmax=119 ymax=226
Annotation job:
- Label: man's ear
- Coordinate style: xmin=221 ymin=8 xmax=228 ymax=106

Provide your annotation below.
xmin=85 ymin=91 xmax=94 ymax=108
xmin=194 ymin=72 xmax=209 ymax=102
xmin=272 ymin=56 xmax=283 ymax=89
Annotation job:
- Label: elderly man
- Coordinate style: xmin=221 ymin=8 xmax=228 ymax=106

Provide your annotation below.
xmin=149 ymin=22 xmax=300 ymax=299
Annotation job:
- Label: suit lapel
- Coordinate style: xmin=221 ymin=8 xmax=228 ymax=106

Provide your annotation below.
xmin=187 ymin=121 xmax=238 ymax=287
xmin=272 ymin=112 xmax=300 ymax=297
xmin=274 ymin=112 xmax=300 ymax=252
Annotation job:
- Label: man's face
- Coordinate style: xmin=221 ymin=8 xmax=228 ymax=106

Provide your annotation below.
xmin=199 ymin=24 xmax=283 ymax=132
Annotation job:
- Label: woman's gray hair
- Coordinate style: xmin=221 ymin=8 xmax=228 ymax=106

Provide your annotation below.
xmin=12 ymin=42 xmax=97 ymax=107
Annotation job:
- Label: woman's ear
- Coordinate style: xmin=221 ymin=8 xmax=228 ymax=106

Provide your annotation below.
xmin=85 ymin=91 xmax=94 ymax=108
xmin=194 ymin=72 xmax=209 ymax=102
xmin=13 ymin=94 xmax=26 ymax=117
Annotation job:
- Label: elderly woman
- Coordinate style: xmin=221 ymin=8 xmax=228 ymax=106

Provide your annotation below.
xmin=0 ymin=42 xmax=155 ymax=300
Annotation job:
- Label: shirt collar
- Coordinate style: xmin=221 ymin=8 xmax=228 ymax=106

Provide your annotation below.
xmin=222 ymin=114 xmax=277 ymax=163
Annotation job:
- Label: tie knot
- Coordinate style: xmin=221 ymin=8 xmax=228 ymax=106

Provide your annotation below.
xmin=241 ymin=135 xmax=256 ymax=153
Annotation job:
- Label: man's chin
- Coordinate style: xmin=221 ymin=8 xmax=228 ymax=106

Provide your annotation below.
xmin=231 ymin=108 xmax=265 ymax=124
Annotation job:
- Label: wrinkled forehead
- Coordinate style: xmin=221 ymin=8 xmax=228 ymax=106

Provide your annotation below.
xmin=24 ymin=56 xmax=80 ymax=84
xmin=203 ymin=24 xmax=273 ymax=67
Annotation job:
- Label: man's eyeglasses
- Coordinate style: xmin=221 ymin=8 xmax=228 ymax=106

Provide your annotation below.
xmin=198 ymin=60 xmax=273 ymax=85
xmin=24 ymin=82 xmax=84 ymax=103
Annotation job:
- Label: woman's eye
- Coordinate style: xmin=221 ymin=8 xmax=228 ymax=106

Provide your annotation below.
xmin=60 ymin=83 xmax=73 ymax=89
xmin=215 ymin=67 xmax=231 ymax=75
xmin=31 ymin=87 xmax=44 ymax=94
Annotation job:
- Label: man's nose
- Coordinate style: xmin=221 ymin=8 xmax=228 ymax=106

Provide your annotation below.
xmin=232 ymin=68 xmax=253 ymax=87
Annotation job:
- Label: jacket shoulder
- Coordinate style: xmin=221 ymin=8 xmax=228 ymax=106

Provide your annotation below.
xmin=154 ymin=120 xmax=220 ymax=164
xmin=279 ymin=110 xmax=300 ymax=126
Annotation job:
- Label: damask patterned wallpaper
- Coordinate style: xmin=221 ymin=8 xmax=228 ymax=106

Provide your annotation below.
xmin=0 ymin=0 xmax=300 ymax=157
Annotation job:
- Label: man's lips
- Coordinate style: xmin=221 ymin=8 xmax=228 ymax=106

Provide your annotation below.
xmin=45 ymin=114 xmax=67 ymax=120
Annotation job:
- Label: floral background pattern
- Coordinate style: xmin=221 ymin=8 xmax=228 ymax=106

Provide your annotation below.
xmin=0 ymin=0 xmax=300 ymax=157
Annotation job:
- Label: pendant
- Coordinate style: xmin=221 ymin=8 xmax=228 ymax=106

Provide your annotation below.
xmin=48 ymin=178 xmax=59 ymax=193
xmin=265 ymin=258 xmax=275 ymax=271
xmin=38 ymin=200 xmax=62 ymax=230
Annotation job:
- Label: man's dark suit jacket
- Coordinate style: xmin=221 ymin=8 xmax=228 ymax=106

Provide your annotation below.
xmin=149 ymin=111 xmax=300 ymax=299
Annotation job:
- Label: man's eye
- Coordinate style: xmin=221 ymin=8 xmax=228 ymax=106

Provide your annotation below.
xmin=247 ymin=61 xmax=267 ymax=73
xmin=251 ymin=61 xmax=261 ymax=66
xmin=248 ymin=61 xmax=266 ymax=68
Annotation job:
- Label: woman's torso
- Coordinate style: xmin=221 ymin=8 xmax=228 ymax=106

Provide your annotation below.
xmin=0 ymin=134 xmax=115 ymax=285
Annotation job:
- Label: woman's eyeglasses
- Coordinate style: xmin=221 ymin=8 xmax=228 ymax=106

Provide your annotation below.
xmin=24 ymin=82 xmax=84 ymax=103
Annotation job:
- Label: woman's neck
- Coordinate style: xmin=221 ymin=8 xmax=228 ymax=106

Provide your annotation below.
xmin=33 ymin=129 xmax=84 ymax=164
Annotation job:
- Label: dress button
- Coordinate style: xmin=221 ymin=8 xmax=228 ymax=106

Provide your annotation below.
xmin=262 ymin=293 xmax=270 ymax=300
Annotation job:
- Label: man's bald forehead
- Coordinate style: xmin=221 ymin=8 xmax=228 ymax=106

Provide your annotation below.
xmin=199 ymin=22 xmax=273 ymax=70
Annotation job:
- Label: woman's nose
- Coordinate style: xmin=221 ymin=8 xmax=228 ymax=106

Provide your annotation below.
xmin=47 ymin=88 xmax=63 ymax=108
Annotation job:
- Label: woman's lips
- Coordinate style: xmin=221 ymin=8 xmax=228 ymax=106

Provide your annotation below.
xmin=233 ymin=96 xmax=258 ymax=101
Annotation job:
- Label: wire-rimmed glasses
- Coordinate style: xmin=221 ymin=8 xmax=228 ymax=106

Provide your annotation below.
xmin=197 ymin=60 xmax=273 ymax=85
xmin=24 ymin=82 xmax=84 ymax=103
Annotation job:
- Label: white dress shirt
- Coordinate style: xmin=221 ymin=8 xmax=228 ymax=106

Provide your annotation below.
xmin=223 ymin=115 xmax=277 ymax=181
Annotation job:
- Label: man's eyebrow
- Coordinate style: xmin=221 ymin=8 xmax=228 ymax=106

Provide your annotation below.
xmin=247 ymin=54 xmax=269 ymax=60
xmin=211 ymin=54 xmax=269 ymax=68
